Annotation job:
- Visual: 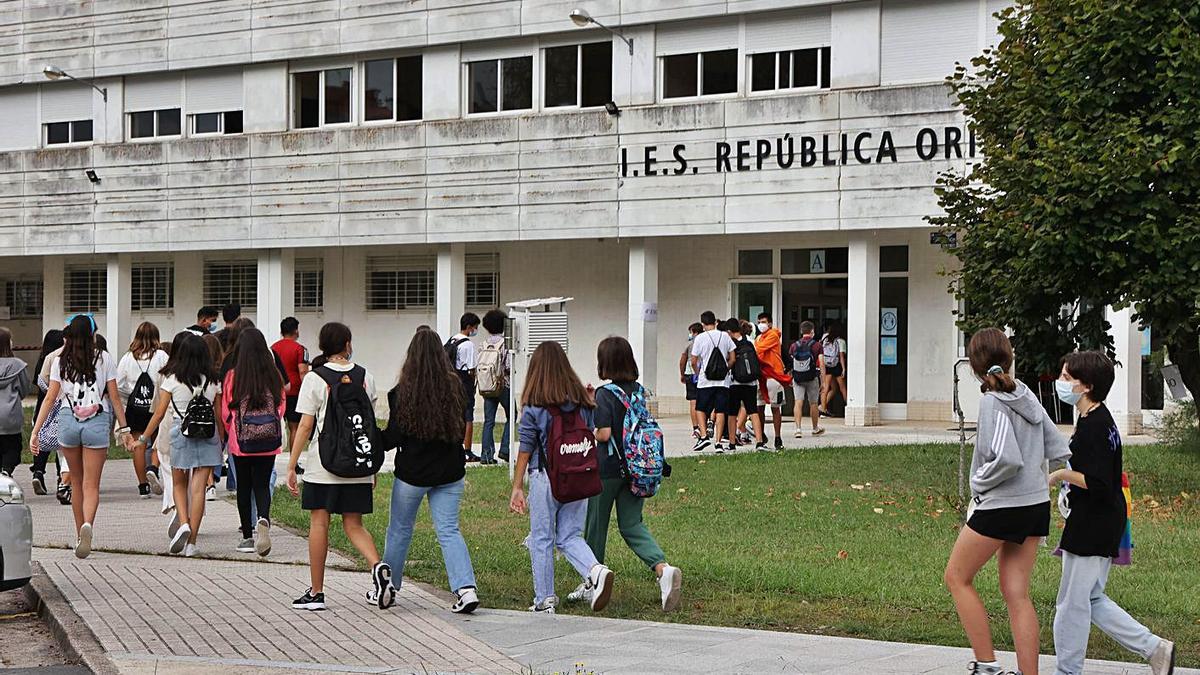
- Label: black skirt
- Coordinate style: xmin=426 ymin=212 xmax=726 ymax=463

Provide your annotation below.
xmin=967 ymin=501 xmax=1050 ymax=544
xmin=301 ymin=481 xmax=373 ymax=515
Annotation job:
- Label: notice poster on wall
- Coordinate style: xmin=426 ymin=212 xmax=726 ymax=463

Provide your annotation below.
xmin=641 ymin=302 xmax=658 ymax=323
xmin=749 ymin=305 xmax=764 ymax=322
xmin=1140 ymin=326 xmax=1152 ymax=357
xmin=881 ymin=307 xmax=898 ymax=336
xmin=880 ymin=337 xmax=898 ymax=366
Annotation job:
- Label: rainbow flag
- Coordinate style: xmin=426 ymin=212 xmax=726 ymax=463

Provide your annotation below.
xmin=1114 ymin=472 xmax=1133 ymax=566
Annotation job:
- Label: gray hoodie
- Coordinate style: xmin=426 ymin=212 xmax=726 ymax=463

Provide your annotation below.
xmin=970 ymin=380 xmax=1071 ymax=511
xmin=0 ymin=357 xmax=32 ymax=436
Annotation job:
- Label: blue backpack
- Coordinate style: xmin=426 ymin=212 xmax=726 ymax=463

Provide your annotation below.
xmin=602 ymin=383 xmax=666 ymax=498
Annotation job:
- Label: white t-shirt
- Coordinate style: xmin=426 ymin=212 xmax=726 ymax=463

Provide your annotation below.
xmin=295 ymin=362 xmax=378 ymax=485
xmin=50 ymin=351 xmax=119 ymax=413
xmin=449 ymin=334 xmax=477 ymax=371
xmin=690 ymin=329 xmax=735 ymax=389
xmin=117 ymin=350 xmax=169 ymax=403
xmin=160 ymin=375 xmax=221 ymax=421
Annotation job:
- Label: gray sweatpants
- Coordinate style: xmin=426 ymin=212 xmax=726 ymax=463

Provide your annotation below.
xmin=1054 ymin=552 xmax=1161 ymax=675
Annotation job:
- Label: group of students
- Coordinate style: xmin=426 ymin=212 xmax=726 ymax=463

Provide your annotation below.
xmin=681 ymin=310 xmax=849 ymax=454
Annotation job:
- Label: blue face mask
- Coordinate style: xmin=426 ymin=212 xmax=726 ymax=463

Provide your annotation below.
xmin=1055 ymin=379 xmax=1083 ymax=405
xmin=688 ymin=335 xmax=695 ymax=342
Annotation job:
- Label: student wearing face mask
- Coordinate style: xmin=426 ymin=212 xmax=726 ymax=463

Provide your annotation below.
xmin=1049 ymin=351 xmax=1175 ymax=675
xmin=753 ymin=313 xmax=790 ymax=451
xmin=446 ymin=313 xmax=481 ymax=463
xmin=679 ymin=323 xmax=703 ymax=440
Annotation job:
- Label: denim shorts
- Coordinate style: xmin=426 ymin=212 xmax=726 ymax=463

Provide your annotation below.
xmin=57 ymin=409 xmax=113 ymax=449
xmin=170 ymin=425 xmax=223 ymax=470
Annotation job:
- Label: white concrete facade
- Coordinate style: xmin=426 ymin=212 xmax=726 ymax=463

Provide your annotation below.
xmin=0 ymin=0 xmax=1145 ymax=427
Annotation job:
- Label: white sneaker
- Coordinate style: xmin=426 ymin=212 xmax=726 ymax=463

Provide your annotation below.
xmin=255 ymin=517 xmax=272 ymax=557
xmin=169 ymin=524 xmax=190 ymax=554
xmin=75 ymin=522 xmax=93 ymax=559
xmin=205 ymin=485 xmax=216 ymax=502
xmin=145 ymin=469 xmax=163 ymax=495
xmin=236 ymin=537 xmax=255 ymax=553
xmin=793 ymin=429 xmax=803 ymax=438
xmin=658 ymin=565 xmax=682 ymax=612
xmin=1149 ymin=639 xmax=1175 ymax=675
xmin=183 ymin=542 xmax=199 ymax=557
xmin=529 ymin=596 xmax=558 ymax=614
xmin=586 ymin=564 xmax=614 ymax=611
xmin=812 ymin=427 xmax=826 ymax=436
xmin=451 ymin=587 xmax=479 ymax=614
xmin=565 ymin=581 xmax=592 ymax=603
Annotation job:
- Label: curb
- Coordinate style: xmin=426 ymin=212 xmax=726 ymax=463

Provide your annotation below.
xmin=23 ymin=562 xmax=120 ymax=675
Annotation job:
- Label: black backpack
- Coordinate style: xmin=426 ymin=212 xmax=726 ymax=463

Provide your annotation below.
xmin=172 ymin=381 xmax=216 ymax=440
xmin=731 ymin=338 xmax=761 ymax=384
xmin=703 ymin=333 xmax=730 ymax=381
xmin=125 ymin=362 xmax=156 ymax=432
xmin=444 ymin=336 xmax=465 ymax=370
xmin=314 ymin=365 xmax=384 ymax=478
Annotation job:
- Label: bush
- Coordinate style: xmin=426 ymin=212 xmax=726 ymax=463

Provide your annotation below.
xmin=1155 ymin=399 xmax=1200 ymax=451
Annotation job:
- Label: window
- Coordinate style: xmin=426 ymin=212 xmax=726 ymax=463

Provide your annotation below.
xmin=294 ymin=68 xmax=352 ymax=129
xmin=663 ymin=49 xmax=738 ymax=99
xmin=466 ymin=253 xmax=499 ymax=308
xmin=364 ymin=56 xmax=422 ymax=122
xmin=4 ymin=278 xmax=43 ymax=319
xmin=131 ymin=263 xmax=174 ymax=311
xmin=544 ymin=42 xmax=612 ymax=108
xmin=45 ymin=120 xmax=92 ymax=145
xmin=64 ymin=265 xmax=105 ymax=314
xmin=366 ymin=256 xmax=435 ymax=310
xmin=737 ymin=250 xmax=773 ymax=276
xmin=129 ymin=109 xmax=181 ymax=139
xmin=294 ymin=258 xmax=324 ymax=312
xmin=203 ymin=260 xmax=257 ymax=308
xmin=750 ymin=47 xmax=831 ymax=92
xmin=191 ymin=111 xmax=243 ymax=135
xmin=468 ymin=56 xmax=533 ymax=114
xmin=880 ymin=245 xmax=910 ymax=273
xmin=781 ymin=248 xmax=848 ymax=275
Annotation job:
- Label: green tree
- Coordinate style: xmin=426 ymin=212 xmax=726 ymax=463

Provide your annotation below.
xmin=932 ymin=0 xmax=1200 ymax=397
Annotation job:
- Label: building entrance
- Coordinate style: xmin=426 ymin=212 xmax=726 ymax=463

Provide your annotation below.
xmin=783 ymin=278 xmax=848 ymax=417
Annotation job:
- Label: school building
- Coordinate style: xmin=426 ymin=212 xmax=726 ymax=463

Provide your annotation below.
xmin=0 ymin=0 xmax=1157 ymax=431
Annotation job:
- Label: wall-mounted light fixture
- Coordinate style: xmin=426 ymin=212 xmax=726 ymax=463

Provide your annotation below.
xmin=85 ymin=169 xmax=100 ymax=184
xmin=569 ymin=9 xmax=634 ymax=55
xmin=43 ymin=65 xmax=107 ymax=102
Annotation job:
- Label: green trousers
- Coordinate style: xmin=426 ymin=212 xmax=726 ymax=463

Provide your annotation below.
xmin=584 ymin=477 xmax=666 ymax=571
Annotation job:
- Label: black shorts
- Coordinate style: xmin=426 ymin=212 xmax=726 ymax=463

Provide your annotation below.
xmin=462 ymin=378 xmax=476 ymax=422
xmin=284 ymin=395 xmax=301 ymax=424
xmin=825 ymin=364 xmax=844 ymax=378
xmin=694 ymin=387 xmax=728 ymax=415
xmin=967 ymin=501 xmax=1050 ymax=544
xmin=685 ymin=378 xmax=698 ymax=401
xmin=726 ymin=386 xmax=758 ymax=415
xmin=301 ymin=481 xmax=373 ymax=515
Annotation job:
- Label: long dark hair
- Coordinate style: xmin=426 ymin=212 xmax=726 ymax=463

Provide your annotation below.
xmin=312 ymin=322 xmax=352 ymax=369
xmin=60 ymin=315 xmax=98 ymax=383
xmin=231 ymin=328 xmax=283 ymax=409
xmin=522 ymin=341 xmax=593 ymax=408
xmin=969 ymin=327 xmax=1017 ymax=394
xmin=390 ymin=330 xmax=464 ymax=443
xmin=168 ymin=334 xmax=219 ymax=389
xmin=224 ymin=317 xmax=256 ymax=363
xmin=0 ymin=327 xmax=12 ymax=359
xmin=127 ymin=321 xmax=161 ymax=359
xmin=35 ymin=329 xmax=64 ymax=373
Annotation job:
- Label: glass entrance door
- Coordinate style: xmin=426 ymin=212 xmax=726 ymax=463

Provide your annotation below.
xmin=731 ymin=280 xmax=778 ymax=325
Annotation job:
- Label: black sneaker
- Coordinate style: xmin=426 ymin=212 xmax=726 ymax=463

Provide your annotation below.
xmin=464 ymin=452 xmax=481 ymax=463
xmin=754 ymin=441 xmax=770 ymax=452
xmin=31 ymin=472 xmax=47 ymax=496
xmin=56 ymin=484 xmax=72 ymax=505
xmin=691 ymin=436 xmax=711 ymax=452
xmin=371 ymin=561 xmax=395 ymax=609
xmin=138 ymin=483 xmax=151 ymax=498
xmin=498 ymin=452 xmax=510 ymax=462
xmin=774 ymin=436 xmax=784 ymax=451
xmin=292 ymin=589 xmax=326 ymax=611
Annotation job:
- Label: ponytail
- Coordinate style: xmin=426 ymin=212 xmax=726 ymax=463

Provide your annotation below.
xmin=968 ymin=327 xmax=1017 ymax=394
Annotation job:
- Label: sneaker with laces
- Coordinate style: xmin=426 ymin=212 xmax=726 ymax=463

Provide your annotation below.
xmin=529 ymin=596 xmax=558 ymax=614
xmin=145 ymin=467 xmax=163 ymax=495
xmin=236 ymin=537 xmax=255 ymax=553
xmin=169 ymin=523 xmax=190 ymax=554
xmin=371 ymin=561 xmax=395 ymax=609
xmin=167 ymin=511 xmax=181 ymax=539
xmin=774 ymin=437 xmax=784 ymax=450
xmin=138 ymin=483 xmax=151 ymax=498
xmin=184 ymin=543 xmax=199 ymax=557
xmin=967 ymin=661 xmax=1004 ymax=675
xmin=255 ymin=517 xmax=272 ymax=556
xmin=658 ymin=565 xmax=683 ymax=611
xmin=691 ymin=426 xmax=701 ymax=440
xmin=293 ymin=589 xmax=326 ymax=611
xmin=75 ymin=522 xmax=93 ymax=559
xmin=812 ymin=427 xmax=826 ymax=436
xmin=565 ymin=581 xmax=592 ymax=603
xmin=587 ymin=564 xmax=614 ymax=611
xmin=205 ymin=485 xmax=216 ymax=502
xmin=754 ymin=441 xmax=771 ymax=452
xmin=793 ymin=429 xmax=803 ymax=438
xmin=691 ymin=436 xmax=711 ymax=452
xmin=716 ymin=440 xmax=729 ymax=454
xmin=736 ymin=431 xmax=753 ymax=446
xmin=31 ymin=472 xmax=47 ymax=495
xmin=451 ymin=587 xmax=479 ymax=614
xmin=1149 ymin=638 xmax=1175 ymax=675
xmin=56 ymin=484 xmax=72 ymax=505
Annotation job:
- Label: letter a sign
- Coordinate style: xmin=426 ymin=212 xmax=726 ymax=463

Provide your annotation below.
xmin=809 ymin=250 xmax=826 ymax=274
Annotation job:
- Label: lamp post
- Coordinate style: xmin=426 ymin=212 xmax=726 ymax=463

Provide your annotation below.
xmin=42 ymin=65 xmax=107 ymax=102
xmin=569 ymin=9 xmax=633 ymax=55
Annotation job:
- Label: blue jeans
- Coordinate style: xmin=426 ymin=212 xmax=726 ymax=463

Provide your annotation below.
xmin=383 ymin=478 xmax=476 ymax=593
xmin=527 ymin=469 xmax=598 ymax=604
xmin=481 ymin=388 xmax=511 ymax=462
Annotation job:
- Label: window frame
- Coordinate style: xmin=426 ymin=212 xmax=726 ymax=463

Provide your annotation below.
xmin=127 ymin=108 xmax=183 ymax=141
xmin=202 ymin=259 xmax=258 ymax=310
xmin=541 ymin=41 xmax=612 ymax=111
xmin=291 ymin=65 xmax=356 ymax=131
xmin=294 ymin=258 xmax=325 ymax=313
xmin=464 ymin=54 xmax=536 ymax=117
xmin=659 ymin=48 xmax=741 ymax=102
xmin=43 ymin=119 xmax=94 ymax=147
xmin=130 ymin=261 xmax=175 ymax=312
xmin=63 ymin=265 xmax=106 ymax=314
xmin=3 ymin=278 xmax=44 ymax=320
xmin=189 ymin=110 xmax=243 ymax=137
xmin=747 ymin=46 xmax=831 ymax=97
xmin=360 ymin=54 xmax=423 ymax=125
xmin=364 ymin=255 xmax=437 ymax=312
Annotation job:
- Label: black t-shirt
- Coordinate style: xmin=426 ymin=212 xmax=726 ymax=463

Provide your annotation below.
xmin=381 ymin=387 xmax=466 ymax=487
xmin=594 ymin=381 xmax=638 ymax=480
xmin=1060 ymin=405 xmax=1126 ymax=558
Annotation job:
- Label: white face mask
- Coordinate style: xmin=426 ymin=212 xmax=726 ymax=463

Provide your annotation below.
xmin=757 ymin=322 xmax=769 ymax=333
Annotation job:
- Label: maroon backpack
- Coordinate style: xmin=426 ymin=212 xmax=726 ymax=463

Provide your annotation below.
xmin=540 ymin=406 xmax=602 ymax=503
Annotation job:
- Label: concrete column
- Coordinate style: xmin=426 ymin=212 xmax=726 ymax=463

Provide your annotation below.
xmin=436 ymin=244 xmax=466 ymax=340
xmin=1107 ymin=306 xmax=1144 ymax=435
xmin=174 ymin=253 xmax=203 ymax=332
xmin=104 ymin=253 xmax=132 ymax=346
xmin=41 ymin=256 xmax=65 ymax=335
xmin=256 ymin=249 xmax=294 ymax=339
xmin=846 ymin=237 xmax=881 ymax=426
xmin=627 ymin=239 xmax=658 ymax=394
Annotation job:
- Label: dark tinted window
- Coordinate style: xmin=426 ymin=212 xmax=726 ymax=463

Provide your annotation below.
xmin=396 ymin=55 xmax=422 ymax=121
xmin=324 ymin=68 xmax=351 ymax=124
xmin=46 ymin=122 xmax=70 ymax=144
xmin=469 ymin=60 xmax=498 ymax=113
xmin=781 ymin=248 xmax=849 ymax=275
xmin=820 ymin=46 xmax=831 ymax=88
xmin=501 ymin=56 xmax=532 ymax=111
xmin=72 ymin=120 xmax=92 ymax=142
xmin=750 ymin=53 xmax=775 ymax=92
xmin=130 ymin=111 xmax=155 ymax=138
xmin=792 ymin=48 xmax=819 ymax=88
xmin=580 ymin=41 xmax=612 ymax=107
xmin=364 ymin=59 xmax=394 ymax=121
xmin=880 ymin=245 xmax=909 ymax=273
xmin=194 ymin=112 xmax=220 ymax=134
xmin=157 ymin=109 xmax=181 ymax=136
xmin=738 ymin=250 xmax=773 ymax=275
xmin=296 ymin=71 xmax=320 ymax=128
xmin=663 ymin=53 xmax=698 ymax=98
xmin=544 ymin=45 xmax=578 ymax=108
xmin=702 ymin=49 xmax=737 ymax=95
xmin=223 ymin=110 xmax=243 ymax=134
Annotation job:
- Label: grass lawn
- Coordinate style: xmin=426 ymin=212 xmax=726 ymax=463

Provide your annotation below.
xmin=273 ymin=440 xmax=1199 ymax=667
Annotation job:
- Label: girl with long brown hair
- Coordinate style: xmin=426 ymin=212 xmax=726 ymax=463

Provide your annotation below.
xmin=944 ymin=327 xmax=1070 ymax=675
xmin=380 ymin=329 xmax=479 ymax=614
xmin=117 ymin=321 xmax=168 ymax=497
xmin=509 ymin=341 xmax=613 ymax=614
